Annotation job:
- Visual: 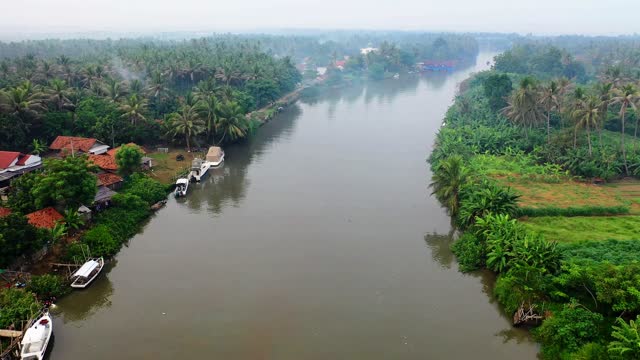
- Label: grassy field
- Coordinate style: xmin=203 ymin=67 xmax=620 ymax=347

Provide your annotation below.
xmin=522 ymin=215 xmax=640 ymax=243
xmin=146 ymin=149 xmax=201 ymax=184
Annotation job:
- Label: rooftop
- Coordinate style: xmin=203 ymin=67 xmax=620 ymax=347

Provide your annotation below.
xmin=26 ymin=207 xmax=63 ymax=229
xmin=0 ymin=151 xmax=21 ymax=169
xmin=97 ymin=172 xmax=123 ymax=187
xmin=50 ymin=136 xmax=98 ymax=153
xmin=89 ymin=154 xmax=118 ymax=171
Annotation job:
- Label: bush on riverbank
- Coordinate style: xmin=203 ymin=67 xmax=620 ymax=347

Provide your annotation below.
xmin=27 ymin=274 xmax=69 ymax=299
xmin=517 ymin=205 xmax=630 ymax=217
xmin=0 ymin=288 xmax=39 ymax=329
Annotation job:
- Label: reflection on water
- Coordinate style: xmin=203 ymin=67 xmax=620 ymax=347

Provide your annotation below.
xmin=423 ymin=232 xmax=456 ymax=270
xmin=54 ymin=263 xmax=114 ymax=323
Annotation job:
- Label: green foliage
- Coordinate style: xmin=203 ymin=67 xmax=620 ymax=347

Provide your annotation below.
xmin=367 ymin=63 xmax=385 ymax=81
xmin=608 ymin=316 xmax=640 ymax=359
xmin=27 ymin=274 xmax=69 ymax=299
xmin=458 ymin=180 xmax=520 ymax=228
xmin=115 ymin=144 xmax=143 ymax=176
xmin=122 ymin=173 xmax=167 ymax=205
xmin=430 ymin=155 xmax=469 ymax=218
xmin=31 ymin=155 xmax=97 ymax=209
xmin=517 ymin=206 xmax=630 ymax=217
xmin=7 ymin=171 xmax=39 ymax=213
xmin=0 ymin=213 xmax=45 ymax=267
xmin=494 ymin=44 xmax=586 ymax=81
xmin=0 ymin=288 xmax=39 ymax=329
xmin=571 ymin=342 xmax=610 ymax=360
xmin=560 ymin=239 xmax=640 ymax=266
xmin=534 ymin=304 xmax=605 ymax=360
xmin=483 ymin=73 xmax=512 ymax=112
xmin=81 ymin=225 xmax=119 ymax=258
xmin=523 ymin=216 xmax=640 ymax=243
xmin=450 ymin=232 xmax=485 ymax=272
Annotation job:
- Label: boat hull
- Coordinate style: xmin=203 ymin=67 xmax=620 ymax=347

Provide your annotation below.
xmin=20 ymin=312 xmax=52 ymax=360
xmin=71 ymin=258 xmax=104 ymax=289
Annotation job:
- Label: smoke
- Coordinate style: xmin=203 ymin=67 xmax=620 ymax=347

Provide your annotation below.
xmin=110 ymin=57 xmax=143 ymax=82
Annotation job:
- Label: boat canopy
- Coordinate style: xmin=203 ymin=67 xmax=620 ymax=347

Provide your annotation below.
xmin=176 ymin=178 xmax=189 ymax=185
xmin=72 ymin=260 xmax=100 ymax=279
xmin=206 ymin=147 xmax=223 ymax=162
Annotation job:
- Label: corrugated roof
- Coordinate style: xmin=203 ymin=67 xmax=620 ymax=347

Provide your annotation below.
xmin=89 ymin=154 xmax=118 ymax=171
xmin=50 ymin=136 xmax=97 ymax=153
xmin=94 ymin=186 xmax=117 ymax=203
xmin=96 ymin=172 xmax=123 ymax=187
xmin=26 ymin=207 xmax=63 ymax=229
xmin=0 ymin=151 xmax=20 ymax=169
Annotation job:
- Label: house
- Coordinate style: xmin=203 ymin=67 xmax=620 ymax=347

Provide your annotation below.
xmin=89 ymin=154 xmax=118 ymax=172
xmin=26 ymin=207 xmax=64 ymax=229
xmin=334 ymin=60 xmax=346 ymax=70
xmin=49 ymin=136 xmax=110 ymax=155
xmin=0 ymin=151 xmax=42 ymax=188
xmin=94 ymin=186 xmax=117 ymax=210
xmin=97 ymin=172 xmax=124 ymax=190
xmin=360 ymin=47 xmax=378 ymax=55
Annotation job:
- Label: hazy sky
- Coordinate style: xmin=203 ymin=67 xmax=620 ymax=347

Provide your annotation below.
xmin=2 ymin=0 xmax=638 ymax=36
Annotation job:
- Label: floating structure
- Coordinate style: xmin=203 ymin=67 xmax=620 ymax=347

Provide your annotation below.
xmin=70 ymin=257 xmax=104 ymax=289
xmin=174 ymin=178 xmax=189 ymax=197
xmin=19 ymin=311 xmax=52 ymax=360
xmin=189 ymin=146 xmax=224 ymax=182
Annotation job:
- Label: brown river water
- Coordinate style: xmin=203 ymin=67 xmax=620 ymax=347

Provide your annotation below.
xmin=49 ymin=52 xmax=539 ymax=359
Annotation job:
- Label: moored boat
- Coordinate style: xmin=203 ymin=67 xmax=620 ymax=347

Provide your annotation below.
xmin=206 ymin=146 xmax=224 ymax=167
xmin=174 ymin=178 xmax=189 ymax=196
xmin=189 ymin=146 xmax=224 ymax=182
xmin=20 ymin=311 xmax=53 ymax=360
xmin=70 ymin=257 xmax=104 ymax=289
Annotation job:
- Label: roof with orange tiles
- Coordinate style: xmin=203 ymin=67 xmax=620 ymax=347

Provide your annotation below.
xmin=106 ymin=143 xmax=146 ymax=158
xmin=50 ymin=136 xmax=97 ymax=153
xmin=0 ymin=151 xmax=20 ymax=169
xmin=26 ymin=207 xmax=63 ymax=229
xmin=96 ymin=172 xmax=123 ymax=187
xmin=89 ymin=154 xmax=118 ymax=171
xmin=0 ymin=207 xmax=12 ymax=217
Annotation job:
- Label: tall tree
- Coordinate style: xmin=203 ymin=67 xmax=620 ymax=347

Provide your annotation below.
xmin=429 ymin=155 xmax=469 ymax=219
xmin=216 ymin=101 xmax=248 ymax=144
xmin=571 ymin=95 xmax=601 ymax=157
xmin=539 ymin=80 xmax=561 ymax=143
xmin=502 ymin=77 xmax=544 ymax=138
xmin=167 ymin=105 xmax=205 ymax=152
xmin=119 ymin=94 xmax=147 ymax=126
xmin=611 ymin=84 xmax=639 ymax=175
xmin=196 ymin=95 xmax=219 ymax=143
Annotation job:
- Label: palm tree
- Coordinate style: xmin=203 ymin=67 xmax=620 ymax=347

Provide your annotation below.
xmin=0 ymin=81 xmax=45 ymax=119
xmin=196 ymin=95 xmax=219 ymax=143
xmin=49 ymin=222 xmax=67 ymax=244
xmin=216 ymin=101 xmax=249 ymax=144
xmin=31 ymin=139 xmax=47 ymax=155
xmin=611 ymin=84 xmax=639 ymax=175
xmin=571 ymin=95 xmax=601 ymax=157
xmin=595 ymin=82 xmax=614 ymax=147
xmin=63 ymin=208 xmax=85 ymax=235
xmin=429 ymin=155 xmax=469 ymax=219
xmin=46 ymin=79 xmax=74 ymax=111
xmin=502 ymin=77 xmax=544 ymax=138
xmin=119 ymin=94 xmax=147 ymax=126
xmin=539 ymin=80 xmax=560 ymax=143
xmin=103 ymin=77 xmax=127 ymax=103
xmin=167 ymin=105 xmax=205 ymax=152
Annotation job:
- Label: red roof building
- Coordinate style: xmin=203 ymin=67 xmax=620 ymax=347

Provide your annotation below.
xmin=97 ymin=172 xmax=123 ymax=188
xmin=89 ymin=154 xmax=118 ymax=172
xmin=50 ymin=136 xmax=109 ymax=155
xmin=26 ymin=207 xmax=64 ymax=229
xmin=0 ymin=207 xmax=11 ymax=217
xmin=0 ymin=151 xmax=21 ymax=169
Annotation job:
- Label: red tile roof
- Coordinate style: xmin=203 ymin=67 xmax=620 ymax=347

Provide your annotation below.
xmin=16 ymin=154 xmax=31 ymax=165
xmin=0 ymin=207 xmax=12 ymax=217
xmin=26 ymin=207 xmax=63 ymax=229
xmin=107 ymin=143 xmax=146 ymax=158
xmin=89 ymin=154 xmax=118 ymax=171
xmin=97 ymin=172 xmax=123 ymax=187
xmin=0 ymin=151 xmax=20 ymax=169
xmin=50 ymin=136 xmax=97 ymax=153
xmin=335 ymin=60 xmax=346 ymax=67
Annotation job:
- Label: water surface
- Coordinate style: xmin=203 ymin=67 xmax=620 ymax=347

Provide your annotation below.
xmin=50 ymin=52 xmax=538 ymax=359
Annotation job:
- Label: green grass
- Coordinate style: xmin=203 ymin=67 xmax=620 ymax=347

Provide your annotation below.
xmin=523 ymin=215 xmax=640 ymax=243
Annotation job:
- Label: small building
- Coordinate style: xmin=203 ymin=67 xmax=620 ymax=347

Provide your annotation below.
xmin=97 ymin=172 xmax=124 ymax=190
xmin=93 ymin=186 xmax=117 ymax=210
xmin=49 ymin=136 xmax=110 ymax=155
xmin=360 ymin=47 xmax=378 ymax=55
xmin=89 ymin=154 xmax=118 ymax=172
xmin=334 ymin=60 xmax=346 ymax=70
xmin=0 ymin=151 xmax=42 ymax=188
xmin=26 ymin=207 xmax=64 ymax=229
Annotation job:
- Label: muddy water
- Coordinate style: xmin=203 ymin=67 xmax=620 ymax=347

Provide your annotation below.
xmin=50 ymin=52 xmax=538 ymax=359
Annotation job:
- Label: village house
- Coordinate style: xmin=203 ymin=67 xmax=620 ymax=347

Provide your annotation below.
xmin=49 ymin=136 xmax=110 ymax=156
xmin=25 ymin=207 xmax=64 ymax=229
xmin=97 ymin=172 xmax=124 ymax=190
xmin=0 ymin=151 xmax=42 ymax=188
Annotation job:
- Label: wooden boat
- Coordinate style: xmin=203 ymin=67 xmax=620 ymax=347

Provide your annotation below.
xmin=20 ymin=311 xmax=52 ymax=360
xmin=70 ymin=257 xmax=104 ymax=289
xmin=174 ymin=178 xmax=189 ymax=196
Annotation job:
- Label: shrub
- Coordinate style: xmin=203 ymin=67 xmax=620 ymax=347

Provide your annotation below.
xmin=458 ymin=180 xmax=520 ymax=228
xmin=0 ymin=288 xmax=39 ymax=329
xmin=572 ymin=342 xmax=610 ymax=360
xmin=28 ymin=274 xmax=69 ymax=299
xmin=534 ymin=304 xmax=605 ymax=360
xmin=517 ymin=206 xmax=630 ymax=217
xmin=82 ymin=225 xmax=120 ymax=258
xmin=122 ymin=173 xmax=167 ymax=205
xmin=450 ymin=233 xmax=485 ymax=272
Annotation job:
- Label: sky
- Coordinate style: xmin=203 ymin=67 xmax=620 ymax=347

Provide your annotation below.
xmin=1 ymin=0 xmax=638 ymax=37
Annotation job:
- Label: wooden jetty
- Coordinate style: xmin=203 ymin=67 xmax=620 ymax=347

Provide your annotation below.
xmin=0 ymin=312 xmax=41 ymax=360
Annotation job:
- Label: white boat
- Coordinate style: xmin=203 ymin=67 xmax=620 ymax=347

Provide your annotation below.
xmin=189 ymin=146 xmax=224 ymax=182
xmin=70 ymin=257 xmax=104 ymax=289
xmin=174 ymin=178 xmax=189 ymax=197
xmin=20 ymin=311 xmax=52 ymax=360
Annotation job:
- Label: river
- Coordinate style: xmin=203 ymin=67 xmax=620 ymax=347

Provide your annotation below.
xmin=49 ymin=52 xmax=539 ymax=359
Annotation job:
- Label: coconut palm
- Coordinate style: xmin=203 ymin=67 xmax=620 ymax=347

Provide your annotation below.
xmin=119 ymin=94 xmax=147 ymax=126
xmin=539 ymin=80 xmax=560 ymax=143
xmin=595 ymin=82 xmax=614 ymax=146
xmin=429 ymin=155 xmax=469 ymax=219
xmin=502 ymin=77 xmax=544 ymax=138
xmin=611 ymin=84 xmax=640 ymax=175
xmin=0 ymin=81 xmax=45 ymax=118
xmin=46 ymin=79 xmax=75 ymax=111
xmin=196 ymin=95 xmax=219 ymax=143
xmin=571 ymin=95 xmax=601 ymax=156
xmin=167 ymin=105 xmax=205 ymax=152
xmin=216 ymin=101 xmax=248 ymax=144
xmin=103 ymin=77 xmax=127 ymax=103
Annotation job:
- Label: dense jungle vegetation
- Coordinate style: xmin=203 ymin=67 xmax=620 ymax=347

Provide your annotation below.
xmin=430 ymin=40 xmax=640 ymax=359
